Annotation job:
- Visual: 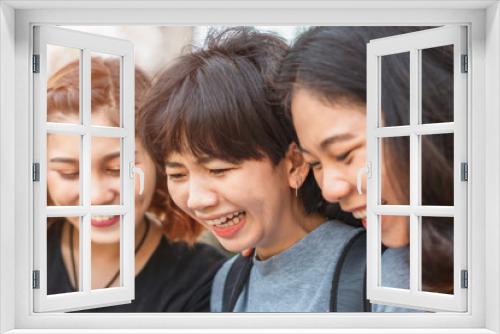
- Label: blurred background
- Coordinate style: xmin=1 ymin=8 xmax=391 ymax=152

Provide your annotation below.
xmin=50 ymin=26 xmax=308 ymax=77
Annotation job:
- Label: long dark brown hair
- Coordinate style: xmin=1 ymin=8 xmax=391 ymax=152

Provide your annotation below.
xmin=278 ymin=26 xmax=454 ymax=293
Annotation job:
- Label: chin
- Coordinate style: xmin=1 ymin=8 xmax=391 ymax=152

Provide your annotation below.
xmin=217 ymin=236 xmax=257 ymax=254
xmin=90 ymin=233 xmax=121 ymax=245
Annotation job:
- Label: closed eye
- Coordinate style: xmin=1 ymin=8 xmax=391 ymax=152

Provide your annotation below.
xmin=58 ymin=170 xmax=79 ymax=180
xmin=167 ymin=173 xmax=186 ymax=181
xmin=209 ymin=168 xmax=232 ymax=176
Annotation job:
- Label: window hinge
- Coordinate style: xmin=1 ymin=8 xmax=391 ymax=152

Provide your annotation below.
xmin=33 ymin=163 xmax=40 ymax=182
xmin=32 ymin=270 xmax=40 ymax=289
xmin=461 ymin=270 xmax=468 ymax=289
xmin=461 ymin=162 xmax=468 ymax=181
xmin=461 ymin=54 xmax=468 ymax=73
xmin=32 ymin=55 xmax=40 ymax=73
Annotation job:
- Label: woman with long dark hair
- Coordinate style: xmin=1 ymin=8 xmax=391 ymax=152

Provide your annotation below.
xmin=278 ymin=26 xmax=454 ymax=310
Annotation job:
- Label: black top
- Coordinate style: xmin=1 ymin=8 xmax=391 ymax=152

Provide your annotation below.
xmin=47 ymin=221 xmax=226 ymax=312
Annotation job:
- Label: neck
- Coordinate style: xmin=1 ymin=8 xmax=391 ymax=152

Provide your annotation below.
xmin=255 ymin=199 xmax=325 ymax=260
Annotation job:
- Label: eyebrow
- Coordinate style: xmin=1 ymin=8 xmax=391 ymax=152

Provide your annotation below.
xmin=300 ymin=133 xmax=355 ymax=155
xmin=49 ymin=157 xmax=78 ymax=164
xmin=320 ymin=133 xmax=355 ymax=150
xmin=164 ymin=161 xmax=184 ymax=168
xmin=49 ymin=151 xmax=121 ymax=164
xmin=164 ymin=156 xmax=218 ymax=168
xmin=102 ymin=151 xmax=121 ymax=162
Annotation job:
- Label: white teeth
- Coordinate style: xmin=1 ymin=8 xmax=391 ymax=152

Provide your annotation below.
xmin=206 ymin=211 xmax=244 ymax=227
xmin=92 ymin=215 xmax=114 ymax=222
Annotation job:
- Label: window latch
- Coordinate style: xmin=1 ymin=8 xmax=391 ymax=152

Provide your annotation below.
xmin=130 ymin=162 xmax=145 ymax=195
xmin=356 ymin=162 xmax=371 ymax=195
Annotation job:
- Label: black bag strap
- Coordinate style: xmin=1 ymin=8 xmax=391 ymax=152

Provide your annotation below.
xmin=221 ymin=252 xmax=254 ymax=312
xmin=330 ymin=229 xmax=370 ymax=312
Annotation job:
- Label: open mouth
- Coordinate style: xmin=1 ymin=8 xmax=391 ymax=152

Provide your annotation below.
xmin=91 ymin=215 xmax=120 ymax=228
xmin=205 ymin=211 xmax=246 ymax=238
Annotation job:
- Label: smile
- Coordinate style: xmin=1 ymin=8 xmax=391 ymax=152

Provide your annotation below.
xmin=91 ymin=215 xmax=120 ymax=228
xmin=204 ymin=211 xmax=247 ymax=239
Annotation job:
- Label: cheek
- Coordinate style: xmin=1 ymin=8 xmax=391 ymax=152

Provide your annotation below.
xmin=47 ymin=172 xmax=79 ymax=205
xmin=166 ymin=181 xmax=189 ymax=211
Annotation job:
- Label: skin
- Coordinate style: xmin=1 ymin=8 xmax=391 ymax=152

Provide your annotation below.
xmin=291 ymin=88 xmax=409 ymax=248
xmin=165 ymin=144 xmax=323 ymax=260
xmin=47 ymin=111 xmax=161 ymax=288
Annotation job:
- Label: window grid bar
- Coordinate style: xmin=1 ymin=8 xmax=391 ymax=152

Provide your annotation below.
xmin=46 ymin=205 xmax=126 ymax=217
xmin=409 ymin=48 xmax=420 ymax=293
xmin=374 ymin=205 xmax=454 ymax=216
xmin=121 ymin=51 xmax=135 ymax=291
xmin=81 ymin=48 xmax=91 ymax=293
xmin=46 ymin=122 xmax=126 ymax=137
xmin=374 ymin=122 xmax=454 ymax=137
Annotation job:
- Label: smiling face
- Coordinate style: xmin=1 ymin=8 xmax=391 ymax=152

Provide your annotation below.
xmin=291 ymin=88 xmax=409 ymax=248
xmin=47 ymin=112 xmax=157 ymax=244
xmin=165 ymin=150 xmax=308 ymax=257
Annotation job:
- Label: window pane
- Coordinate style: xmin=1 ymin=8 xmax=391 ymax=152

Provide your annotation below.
xmin=421 ymin=134 xmax=454 ymax=206
xmin=421 ymin=45 xmax=454 ymax=124
xmin=47 ymin=45 xmax=81 ymax=124
xmin=380 ymin=137 xmax=409 ymax=205
xmin=47 ymin=217 xmax=81 ymax=294
xmin=91 ymin=137 xmax=122 ymax=205
xmin=91 ymin=215 xmax=122 ymax=290
xmin=90 ymin=53 xmax=121 ymax=127
xmin=379 ymin=215 xmax=410 ymax=290
xmin=421 ymin=216 xmax=454 ymax=294
xmin=47 ymin=133 xmax=81 ymax=206
xmin=380 ymin=52 xmax=410 ymax=127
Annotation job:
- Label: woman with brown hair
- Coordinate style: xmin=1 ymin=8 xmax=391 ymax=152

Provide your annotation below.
xmin=46 ymin=57 xmax=225 ymax=312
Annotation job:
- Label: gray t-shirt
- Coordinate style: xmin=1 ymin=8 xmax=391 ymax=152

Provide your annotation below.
xmin=211 ymin=221 xmax=418 ymax=312
xmin=211 ymin=220 xmax=361 ymax=312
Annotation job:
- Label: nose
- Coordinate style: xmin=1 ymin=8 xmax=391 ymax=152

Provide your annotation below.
xmin=320 ymin=168 xmax=351 ymax=203
xmin=187 ymin=177 xmax=218 ymax=211
xmin=91 ymin=175 xmax=120 ymax=205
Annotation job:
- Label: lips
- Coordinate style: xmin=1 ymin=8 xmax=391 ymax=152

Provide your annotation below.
xmin=91 ymin=215 xmax=120 ymax=228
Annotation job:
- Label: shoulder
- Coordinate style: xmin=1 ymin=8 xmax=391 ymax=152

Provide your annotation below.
xmin=316 ymin=220 xmax=364 ymax=249
xmin=210 ymin=255 xmax=240 ymax=312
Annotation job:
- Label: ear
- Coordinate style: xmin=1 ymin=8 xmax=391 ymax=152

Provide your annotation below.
xmin=284 ymin=142 xmax=310 ymax=190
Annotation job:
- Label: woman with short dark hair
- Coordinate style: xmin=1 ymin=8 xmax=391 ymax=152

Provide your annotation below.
xmin=139 ymin=27 xmax=365 ymax=312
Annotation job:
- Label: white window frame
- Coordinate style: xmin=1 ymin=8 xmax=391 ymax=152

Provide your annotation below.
xmin=32 ymin=25 xmax=136 ymax=312
xmin=0 ymin=1 xmax=498 ymax=333
xmin=366 ymin=26 xmax=468 ymax=312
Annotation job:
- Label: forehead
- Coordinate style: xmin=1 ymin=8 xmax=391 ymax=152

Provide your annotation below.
xmin=48 ymin=134 xmax=120 ymax=158
xmin=291 ymin=89 xmax=366 ymax=149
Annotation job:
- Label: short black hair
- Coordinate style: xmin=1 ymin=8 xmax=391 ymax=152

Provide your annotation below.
xmin=140 ymin=26 xmax=330 ymax=215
